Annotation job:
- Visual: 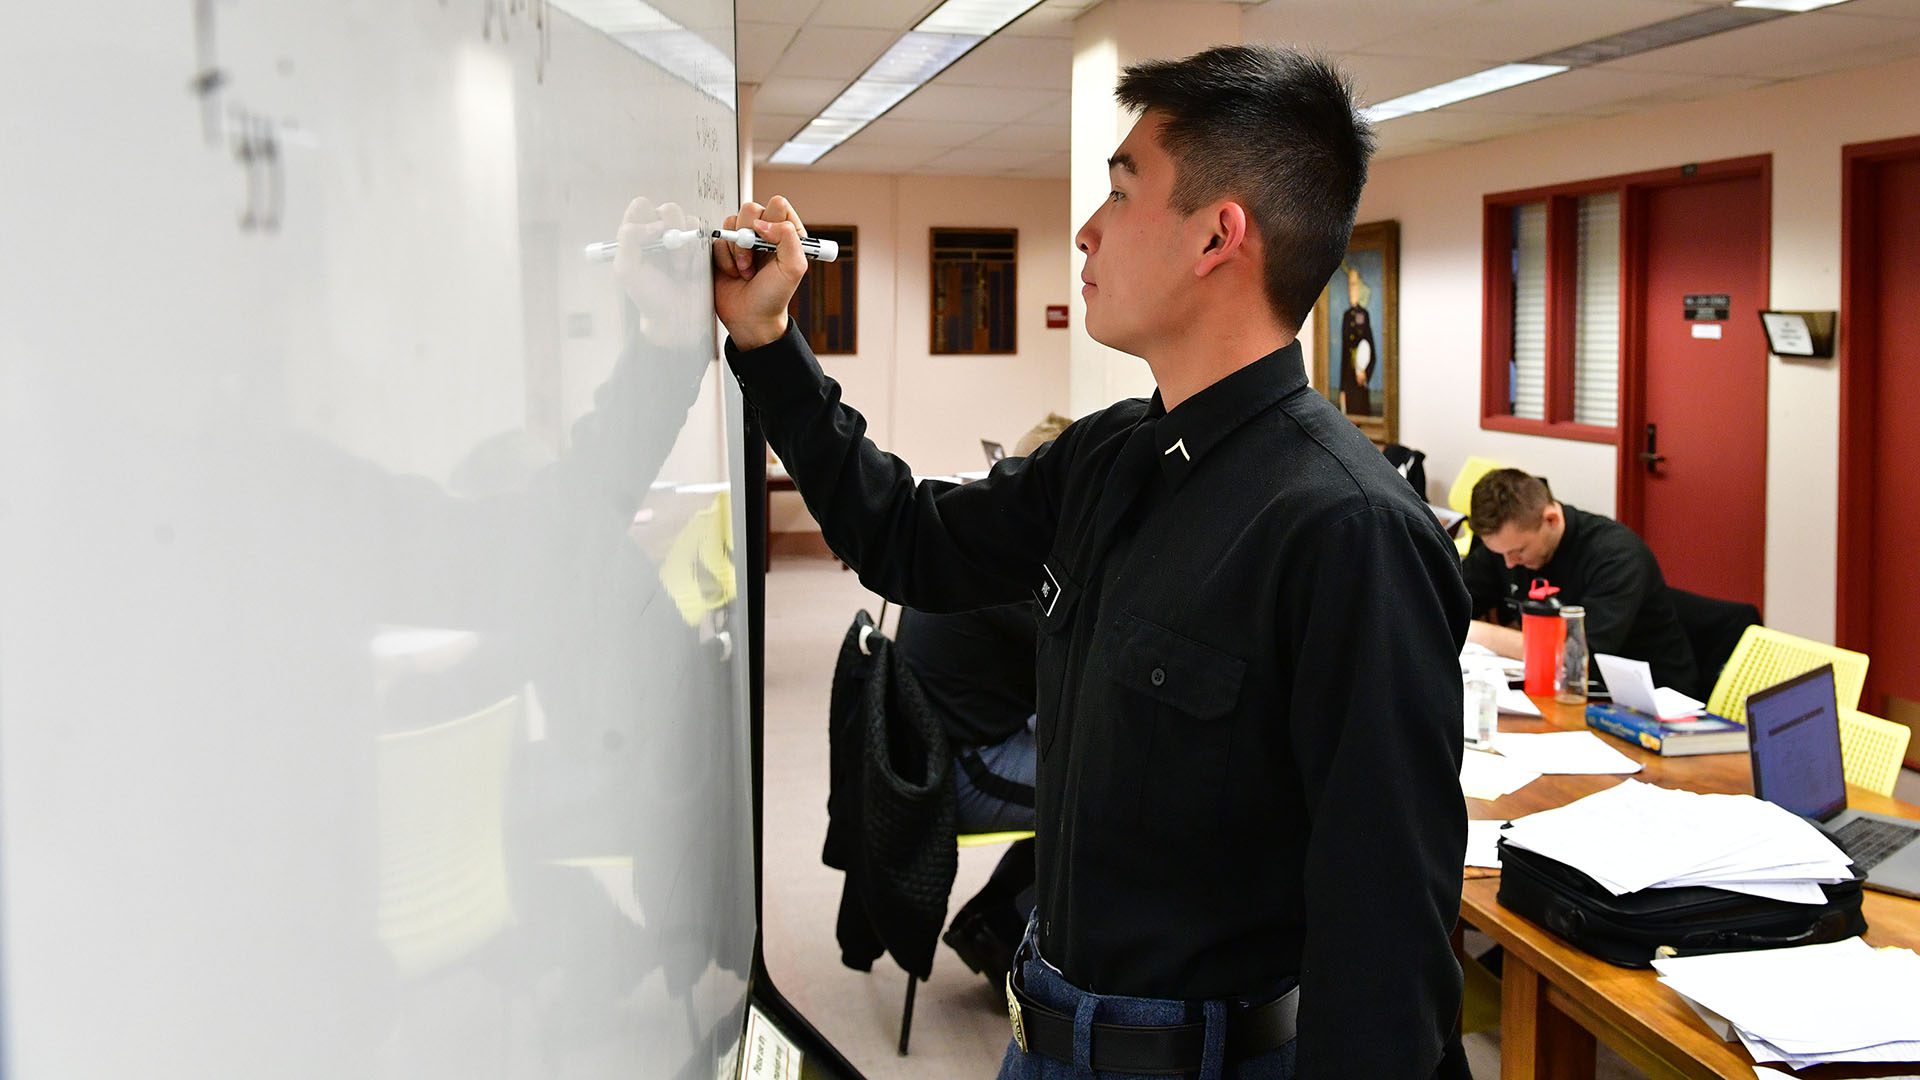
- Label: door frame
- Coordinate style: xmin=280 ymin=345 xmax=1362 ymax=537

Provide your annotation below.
xmin=1837 ymin=135 xmax=1920 ymax=661
xmin=1614 ymin=155 xmax=1772 ymax=611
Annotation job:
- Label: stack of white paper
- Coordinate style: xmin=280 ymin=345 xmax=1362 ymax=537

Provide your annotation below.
xmin=1466 ymin=819 xmax=1508 ymax=868
xmin=1597 ymin=653 xmax=1707 ymax=719
xmin=1654 ymin=938 xmax=1920 ymax=1071
xmin=1500 ymin=780 xmax=1853 ymax=903
xmin=1460 ymin=749 xmax=1540 ymax=801
xmin=1493 ymin=731 xmax=1642 ymax=775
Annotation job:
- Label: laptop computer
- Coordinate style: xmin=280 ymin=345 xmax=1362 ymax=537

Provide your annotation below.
xmin=1747 ymin=664 xmax=1920 ymax=899
xmin=981 ymin=439 xmax=1006 ymax=465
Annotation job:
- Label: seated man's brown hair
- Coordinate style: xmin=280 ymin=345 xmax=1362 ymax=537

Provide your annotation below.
xmin=1469 ymin=468 xmax=1553 ymax=536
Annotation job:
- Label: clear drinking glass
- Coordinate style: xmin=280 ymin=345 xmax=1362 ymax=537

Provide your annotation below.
xmin=1556 ymin=605 xmax=1589 ymax=705
xmin=1464 ymin=671 xmax=1500 ymax=749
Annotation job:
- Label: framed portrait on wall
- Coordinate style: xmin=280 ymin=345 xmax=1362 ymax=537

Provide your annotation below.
xmin=1311 ymin=220 xmax=1399 ymax=444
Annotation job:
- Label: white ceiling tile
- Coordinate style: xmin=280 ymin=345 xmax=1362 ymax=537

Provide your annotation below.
xmin=939 ymin=34 xmax=1075 ymax=89
xmin=1374 ymin=137 xmax=1464 ymax=160
xmin=1244 ymin=0 xmax=1500 ymax=53
xmin=1002 ymin=3 xmax=1079 ymax=38
xmin=770 ymin=25 xmax=899 ymax=79
xmin=1603 ymin=10 xmax=1920 ymax=76
xmin=1582 ymin=72 xmax=1772 ymax=115
xmin=850 ymin=116 xmax=1004 ymax=147
xmin=918 ymin=147 xmax=1056 ymax=172
xmin=1015 ymin=92 xmax=1071 ymax=125
xmin=808 ymin=0 xmax=938 ymax=30
xmin=1358 ymin=0 xmax=1713 ymax=64
xmin=1335 ymin=53 xmax=1495 ymax=104
xmin=737 ymin=22 xmax=799 ymax=83
xmin=753 ymin=76 xmax=852 ymax=116
xmin=964 ymin=123 xmax=1070 ymax=152
xmin=888 ymin=83 xmax=1057 ymax=121
xmin=750 ymin=112 xmax=810 ymax=145
xmin=1371 ymin=109 xmax=1570 ymax=144
xmin=736 ymin=0 xmax=824 ymax=28
xmin=810 ymin=143 xmax=943 ymax=171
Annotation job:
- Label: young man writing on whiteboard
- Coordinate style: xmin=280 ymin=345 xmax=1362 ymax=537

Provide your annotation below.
xmin=700 ymin=46 xmax=1469 ymax=1079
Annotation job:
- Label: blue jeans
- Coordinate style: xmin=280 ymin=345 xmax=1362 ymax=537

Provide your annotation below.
xmin=954 ymin=718 xmax=1037 ymax=834
xmin=995 ymin=924 xmax=1298 ymax=1080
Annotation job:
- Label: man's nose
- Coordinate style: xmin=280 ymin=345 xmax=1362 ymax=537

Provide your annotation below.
xmin=1505 ymin=553 xmax=1523 ymax=569
xmin=1075 ymin=214 xmax=1097 ymax=255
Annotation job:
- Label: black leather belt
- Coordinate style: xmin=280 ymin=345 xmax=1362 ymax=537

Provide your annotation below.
xmin=1006 ymin=972 xmax=1299 ymax=1076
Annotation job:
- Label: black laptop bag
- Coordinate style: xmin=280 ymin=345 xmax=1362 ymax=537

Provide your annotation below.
xmin=1496 ymin=840 xmax=1867 ymax=968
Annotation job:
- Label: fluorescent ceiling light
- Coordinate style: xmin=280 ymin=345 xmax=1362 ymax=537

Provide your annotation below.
xmin=1362 ymin=63 xmax=1567 ymax=122
xmin=917 ymin=0 xmax=1042 ymax=37
xmin=1732 ymin=0 xmax=1853 ymax=10
xmin=550 ymin=0 xmax=736 ymax=107
xmin=769 ymin=0 xmax=1043 ymax=166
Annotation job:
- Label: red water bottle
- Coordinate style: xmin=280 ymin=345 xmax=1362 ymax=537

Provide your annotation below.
xmin=1519 ymin=578 xmax=1564 ymax=698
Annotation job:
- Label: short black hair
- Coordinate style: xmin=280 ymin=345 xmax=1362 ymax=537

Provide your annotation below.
xmin=1115 ymin=45 xmax=1375 ymax=331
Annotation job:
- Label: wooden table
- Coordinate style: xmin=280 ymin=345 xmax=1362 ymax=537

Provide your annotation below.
xmin=1465 ymin=699 xmax=1920 ymax=1080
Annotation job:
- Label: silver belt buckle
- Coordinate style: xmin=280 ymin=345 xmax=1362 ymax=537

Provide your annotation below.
xmin=1005 ymin=972 xmax=1028 ymax=1053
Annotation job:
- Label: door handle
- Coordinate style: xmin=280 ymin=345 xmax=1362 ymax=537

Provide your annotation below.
xmin=1639 ymin=422 xmax=1666 ymax=472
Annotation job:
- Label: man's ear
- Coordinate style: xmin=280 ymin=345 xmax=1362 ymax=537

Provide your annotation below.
xmin=1194 ymin=201 xmax=1250 ymax=279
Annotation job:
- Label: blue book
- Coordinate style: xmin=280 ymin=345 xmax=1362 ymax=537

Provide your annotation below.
xmin=1584 ymin=702 xmax=1749 ymax=757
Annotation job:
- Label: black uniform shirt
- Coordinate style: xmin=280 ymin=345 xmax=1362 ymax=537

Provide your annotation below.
xmin=1461 ymin=504 xmax=1699 ymax=696
xmin=895 ymin=603 xmax=1037 ymax=750
xmin=729 ymin=325 xmax=1470 ymax=1077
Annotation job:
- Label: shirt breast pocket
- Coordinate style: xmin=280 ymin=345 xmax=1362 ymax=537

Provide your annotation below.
xmin=1103 ymin=611 xmax=1248 ymax=828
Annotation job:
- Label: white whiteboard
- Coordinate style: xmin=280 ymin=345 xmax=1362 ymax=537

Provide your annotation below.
xmin=0 ymin=2 xmax=754 ymax=1077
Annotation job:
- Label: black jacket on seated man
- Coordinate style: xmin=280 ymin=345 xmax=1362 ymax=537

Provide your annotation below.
xmin=895 ymin=602 xmax=1037 ymax=751
xmin=1462 ymin=503 xmax=1701 ymax=697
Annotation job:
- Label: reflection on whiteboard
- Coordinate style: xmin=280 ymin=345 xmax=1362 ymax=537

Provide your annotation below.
xmin=0 ymin=2 xmax=751 ymax=1078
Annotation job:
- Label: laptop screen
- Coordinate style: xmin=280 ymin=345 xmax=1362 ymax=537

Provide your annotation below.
xmin=1747 ymin=665 xmax=1847 ymax=822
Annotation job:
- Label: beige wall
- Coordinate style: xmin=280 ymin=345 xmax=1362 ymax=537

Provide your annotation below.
xmin=1358 ymin=54 xmax=1920 ymax=641
xmin=753 ymin=169 xmax=1073 ymax=532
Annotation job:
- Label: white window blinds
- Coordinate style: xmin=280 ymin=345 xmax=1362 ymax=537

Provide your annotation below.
xmin=1510 ymin=202 xmax=1548 ymax=420
xmin=1573 ymin=192 xmax=1621 ymax=428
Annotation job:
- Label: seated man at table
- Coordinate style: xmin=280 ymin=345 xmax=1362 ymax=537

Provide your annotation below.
xmin=1461 ymin=468 xmax=1700 ymax=696
xmin=892 ymin=414 xmax=1066 ymax=988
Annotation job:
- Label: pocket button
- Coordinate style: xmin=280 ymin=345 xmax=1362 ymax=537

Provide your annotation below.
xmin=1150 ymin=666 xmax=1166 ymax=687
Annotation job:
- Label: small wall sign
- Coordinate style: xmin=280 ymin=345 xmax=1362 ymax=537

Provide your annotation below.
xmin=1684 ymin=294 xmax=1731 ymax=320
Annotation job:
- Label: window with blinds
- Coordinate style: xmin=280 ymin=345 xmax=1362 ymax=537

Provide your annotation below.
xmin=931 ymin=228 xmax=1017 ymax=354
xmin=789 ymin=226 xmax=856 ymax=353
xmin=1573 ymin=193 xmax=1620 ymax=427
xmin=1482 ymin=181 xmax=1627 ymax=441
xmin=1510 ymin=203 xmax=1548 ymax=421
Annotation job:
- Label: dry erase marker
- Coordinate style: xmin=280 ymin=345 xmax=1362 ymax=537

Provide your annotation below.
xmin=583 ymin=227 xmax=839 ymax=262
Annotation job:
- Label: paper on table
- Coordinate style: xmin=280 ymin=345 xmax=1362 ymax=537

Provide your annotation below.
xmin=1654 ymin=939 xmax=1920 ymax=1055
xmin=1461 ymin=643 xmax=1526 ymax=678
xmin=1460 ymin=750 xmax=1541 ymax=801
xmin=1497 ymin=687 xmax=1542 ymax=716
xmin=1596 ymin=653 xmax=1704 ymax=718
xmin=1466 ymin=819 xmax=1508 ymax=868
xmin=1493 ymin=731 xmax=1643 ymax=775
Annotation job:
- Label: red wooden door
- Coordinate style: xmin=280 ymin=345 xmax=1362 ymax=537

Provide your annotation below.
xmin=1625 ymin=173 xmax=1769 ymax=610
xmin=1844 ymin=144 xmax=1920 ymax=757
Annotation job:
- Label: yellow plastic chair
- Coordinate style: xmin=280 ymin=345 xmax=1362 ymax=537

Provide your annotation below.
xmin=1839 ymin=710 xmax=1912 ymax=798
xmin=1447 ymin=456 xmax=1506 ymax=558
xmin=375 ymin=696 xmax=520 ymax=977
xmin=1707 ymin=625 xmax=1871 ymax=726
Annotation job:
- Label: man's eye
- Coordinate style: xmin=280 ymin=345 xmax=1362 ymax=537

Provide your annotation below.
xmin=1108 ymin=190 xmax=1124 ymax=203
